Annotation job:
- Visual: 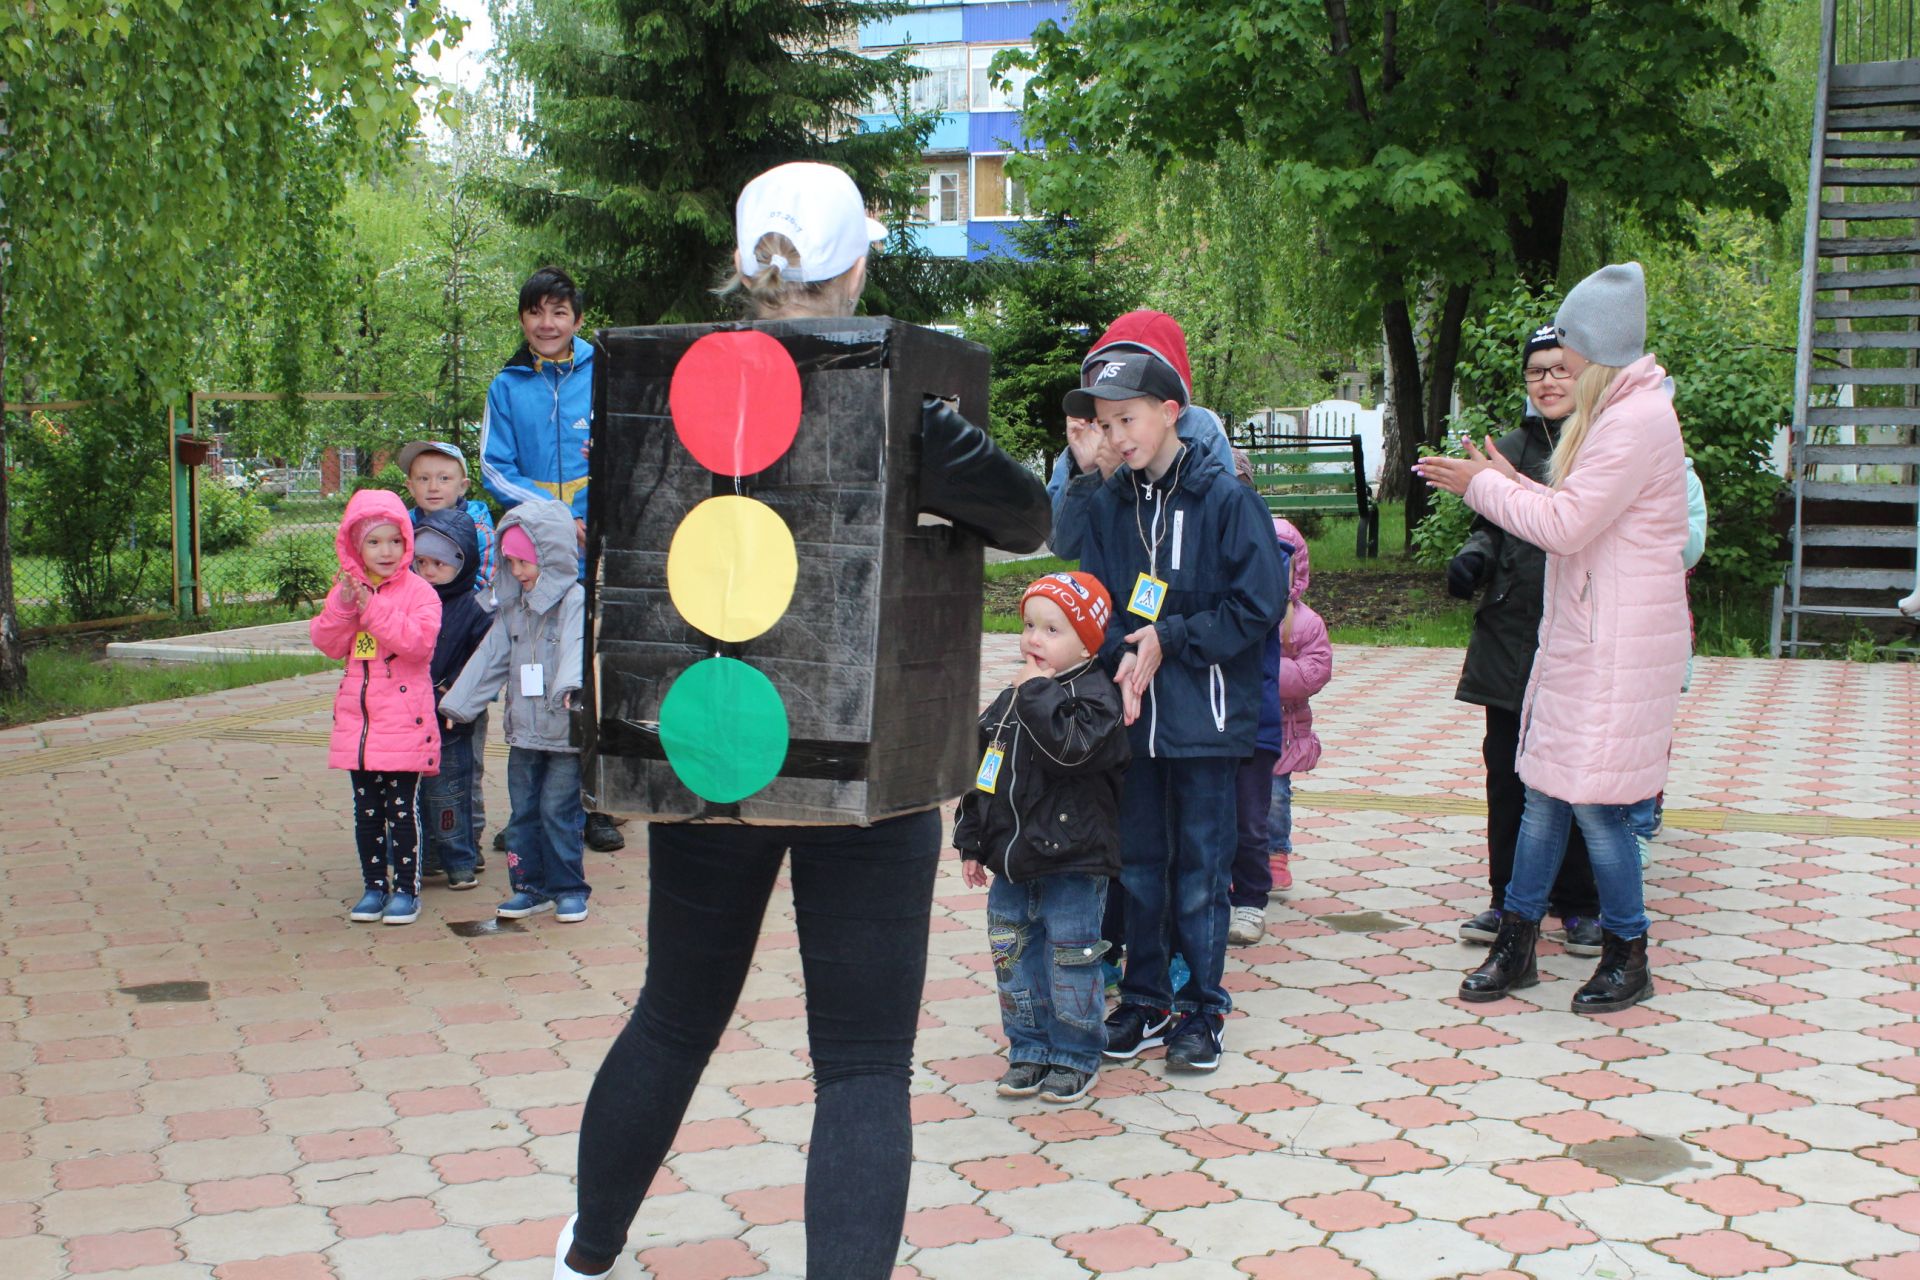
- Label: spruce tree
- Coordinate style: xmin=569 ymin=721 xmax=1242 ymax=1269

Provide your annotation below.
xmin=495 ymin=0 xmax=926 ymax=324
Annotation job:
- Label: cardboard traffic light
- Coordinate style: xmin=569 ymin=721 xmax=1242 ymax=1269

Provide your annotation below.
xmin=583 ymin=317 xmax=991 ymax=825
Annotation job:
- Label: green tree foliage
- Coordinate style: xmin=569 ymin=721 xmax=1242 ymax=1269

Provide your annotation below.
xmin=1017 ymin=0 xmax=1790 ymax=545
xmin=494 ymin=0 xmax=929 ymax=323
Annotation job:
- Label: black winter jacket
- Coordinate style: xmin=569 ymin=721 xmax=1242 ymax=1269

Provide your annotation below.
xmin=1454 ymin=414 xmax=1562 ymax=712
xmin=418 ymin=508 xmax=495 ymax=740
xmin=918 ymin=396 xmax=1051 ymax=553
xmin=953 ymin=661 xmax=1131 ymax=883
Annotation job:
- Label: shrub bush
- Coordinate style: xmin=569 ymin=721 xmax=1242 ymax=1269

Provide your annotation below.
xmin=350 ymin=462 xmax=410 ymax=499
xmin=198 ymin=482 xmax=271 ymax=554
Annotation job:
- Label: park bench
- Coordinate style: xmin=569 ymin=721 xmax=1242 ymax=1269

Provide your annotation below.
xmin=1239 ymin=432 xmax=1380 ymax=558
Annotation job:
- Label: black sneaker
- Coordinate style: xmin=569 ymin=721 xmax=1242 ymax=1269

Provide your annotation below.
xmin=446 ymin=867 xmax=478 ymax=891
xmin=474 ymin=847 xmax=487 ymax=872
xmin=1459 ymin=909 xmax=1502 ymax=944
xmin=996 ymin=1062 xmax=1048 ymax=1098
xmin=1102 ymin=1006 xmax=1171 ymax=1060
xmin=1560 ymin=915 xmax=1604 ymax=957
xmin=585 ymin=812 xmax=626 ymax=852
xmin=492 ymin=829 xmax=507 ymax=853
xmin=422 ymin=860 xmax=446 ymax=881
xmin=1164 ymin=1012 xmax=1224 ymax=1073
xmin=1038 ymin=1066 xmax=1095 ymax=1104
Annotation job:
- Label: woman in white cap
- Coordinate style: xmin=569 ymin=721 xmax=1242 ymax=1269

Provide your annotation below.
xmin=1416 ymin=262 xmax=1689 ymax=1016
xmin=552 ymin=162 xmax=1049 ymax=1279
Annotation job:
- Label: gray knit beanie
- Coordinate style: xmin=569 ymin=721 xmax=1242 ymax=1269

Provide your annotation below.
xmin=1554 ymin=262 xmax=1646 ymax=367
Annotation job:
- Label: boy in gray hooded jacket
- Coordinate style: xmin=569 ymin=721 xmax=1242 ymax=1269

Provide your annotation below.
xmin=441 ymin=499 xmax=592 ymax=922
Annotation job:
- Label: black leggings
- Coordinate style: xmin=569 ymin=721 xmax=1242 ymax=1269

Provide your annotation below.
xmin=573 ymin=809 xmax=941 ymax=1276
xmin=349 ymin=770 xmax=422 ymax=894
xmin=1484 ymin=707 xmax=1596 ymax=916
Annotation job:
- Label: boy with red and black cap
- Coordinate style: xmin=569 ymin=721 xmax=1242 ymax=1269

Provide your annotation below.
xmin=955 ymin=572 xmax=1132 ymax=1105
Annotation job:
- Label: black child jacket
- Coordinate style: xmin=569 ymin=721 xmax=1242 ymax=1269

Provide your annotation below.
xmin=952 ymin=660 xmax=1132 ymax=884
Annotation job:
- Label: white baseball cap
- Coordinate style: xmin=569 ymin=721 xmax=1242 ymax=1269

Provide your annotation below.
xmin=735 ymin=162 xmax=887 ymax=284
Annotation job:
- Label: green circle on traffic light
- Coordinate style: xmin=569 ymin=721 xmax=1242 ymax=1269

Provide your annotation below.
xmin=658 ymin=657 xmax=789 ymax=803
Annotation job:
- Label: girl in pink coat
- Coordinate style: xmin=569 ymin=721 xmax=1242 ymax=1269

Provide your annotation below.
xmin=1268 ymin=519 xmax=1331 ymax=893
xmin=1418 ymin=262 xmax=1688 ymax=1016
xmin=309 ymin=489 xmax=443 ymax=926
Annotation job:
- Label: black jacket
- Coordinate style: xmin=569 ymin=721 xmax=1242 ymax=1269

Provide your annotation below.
xmin=1455 ymin=414 xmax=1561 ymax=712
xmin=918 ymin=396 xmax=1051 ymax=553
xmin=953 ymin=661 xmax=1131 ymax=884
xmin=418 ymin=508 xmax=495 ymax=740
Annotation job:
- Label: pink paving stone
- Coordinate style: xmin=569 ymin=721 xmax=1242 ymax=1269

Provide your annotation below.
xmin=922 ymin=977 xmax=988 ymax=1002
xmin=35 ymin=1035 xmax=125 ymax=1063
xmin=269 ymin=1067 xmax=359 ymax=1098
xmin=550 ymin=1014 xmax=627 ymax=1042
xmin=1250 ymin=1044 xmax=1355 ymax=1072
xmin=1649 ymin=1230 xmax=1792 ymax=1278
xmin=1674 ymin=1174 xmax=1802 ymax=1217
xmin=1418 ymin=1024 xmax=1517 ymax=1051
xmin=1167 ymin=1123 xmax=1282 ymax=1159
xmin=1520 ymin=1111 xmax=1638 ymax=1145
xmin=54 ymin=1152 xmax=160 ymax=1191
xmin=0 ymin=1202 xmax=37 ymax=1238
xmin=730 ymin=1079 xmax=815 ymax=1109
xmin=433 ymin=1147 xmax=541 ymax=1183
xmin=322 ymin=987 xmax=396 ymax=1009
xmin=1362 ymin=1095 xmax=1469 ymax=1129
xmin=1348 ymin=953 xmax=1428 ymax=976
xmin=1393 ymin=1057 xmax=1497 ymax=1087
xmin=1284 ymin=1190 xmax=1414 ymax=1233
xmin=1867 ymin=1055 xmax=1920 ymax=1087
xmin=1237 ymin=1246 xmax=1373 ymax=1279
xmin=902 ymin=1204 xmax=1012 ymax=1249
xmin=523 ymin=1104 xmax=586 ymax=1137
xmin=1863 ymin=1138 xmax=1920 ymax=1176
xmin=1327 ymin=1139 xmax=1447 ymax=1176
xmin=636 ymin=1238 xmax=769 ymax=1280
xmin=438 ymin=1002 xmax=518 ymax=1025
xmin=1865 ymin=1094 xmax=1920 ymax=1127
xmin=1563 ymin=1033 xmax=1662 ymax=1062
xmin=356 ymin=1032 xmax=443 ymax=1059
xmin=167 ymin=1107 xmax=266 ymax=1141
xmin=910 ymin=1094 xmax=973 ymax=1124
xmin=1720 ymin=1013 xmax=1819 ymax=1039
xmin=153 ymin=1052 xmax=241 ymax=1080
xmin=1090 ymin=1066 xmax=1171 ymax=1099
xmin=954 ymin=1153 xmax=1070 ymax=1193
xmin=1013 ymin=1110 xmax=1123 ymax=1143
xmin=190 ymin=1175 xmax=300 ymax=1214
xmin=66 ymin=1228 xmax=183 ymax=1274
xmin=297 ymin=1128 xmax=399 ymax=1162
xmin=1709 ymin=1045 xmax=1820 ymax=1074
xmin=1207 ymin=1081 xmax=1319 ymax=1113
xmin=1687 ymin=1125 xmax=1809 ymax=1162
xmin=1854 ymin=1253 xmax=1920 ymax=1280
xmin=1494 ymin=1157 xmax=1617 ymax=1196
xmin=726 ymin=1183 xmax=807 ymax=1226
xmin=926 ymin=1053 xmax=1008 ymax=1085
xmin=509 ymin=972 xmax=586 ymax=995
xmin=1541 ymin=1069 xmax=1653 ymax=1101
xmin=1320 ymin=982 xmax=1406 ymax=1006
xmin=1283 ymin=1011 xmax=1381 ymax=1037
xmin=244 ymin=1019 xmax=328 ymax=1045
xmin=1057 ymin=1224 xmax=1187 ymax=1272
xmin=1861 ymin=1190 xmax=1920 ymax=1233
xmin=1866 ymin=1023 xmax=1920 ymax=1051
xmin=1463 ymin=1209 xmax=1597 ymax=1254
xmin=479 ymin=1216 xmax=570 ymax=1262
xmin=475 ymin=1048 xmax=568 ymax=1076
xmin=737 ymin=996 xmax=807 ymax=1021
xmin=1114 ymin=1170 xmax=1237 ymax=1211
xmin=1729 ymin=982 xmax=1821 ymax=1007
xmin=670 ymin=1119 xmax=764 ymax=1154
xmin=1701 ymin=1082 xmax=1814 ymax=1115
xmin=1738 ymin=953 xmax=1826 ymax=977
xmin=330 ymin=1197 xmax=444 ymax=1238
xmin=44 ymin=1091 xmax=139 ymax=1122
xmin=390 ymin=1085 xmax=487 ymax=1117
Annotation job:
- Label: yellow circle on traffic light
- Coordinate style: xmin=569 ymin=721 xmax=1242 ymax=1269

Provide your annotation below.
xmin=666 ymin=495 xmax=798 ymax=643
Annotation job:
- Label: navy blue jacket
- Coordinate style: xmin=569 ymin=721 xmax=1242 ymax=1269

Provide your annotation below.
xmin=1255 ymin=631 xmax=1284 ymax=757
xmin=417 ymin=508 xmax=495 ymax=741
xmin=1079 ymin=444 xmax=1289 ymax=759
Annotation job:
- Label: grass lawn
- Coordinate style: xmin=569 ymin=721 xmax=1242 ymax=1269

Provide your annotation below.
xmin=1 ymin=647 xmax=334 ymax=728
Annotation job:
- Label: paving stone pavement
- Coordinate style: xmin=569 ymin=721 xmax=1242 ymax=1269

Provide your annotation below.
xmin=2 ymin=637 xmax=1917 ymax=1279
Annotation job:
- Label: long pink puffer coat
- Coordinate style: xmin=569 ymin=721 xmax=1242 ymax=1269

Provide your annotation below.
xmin=309 ymin=489 xmax=443 ymax=774
xmin=1272 ymin=518 xmax=1330 ymax=776
xmin=1463 ymin=354 xmax=1689 ymax=805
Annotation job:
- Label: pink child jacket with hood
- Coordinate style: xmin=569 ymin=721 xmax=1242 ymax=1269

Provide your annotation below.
xmin=1464 ymin=354 xmax=1689 ymax=804
xmin=1272 ymin=518 xmax=1331 ymax=775
xmin=309 ymin=489 xmax=443 ymax=774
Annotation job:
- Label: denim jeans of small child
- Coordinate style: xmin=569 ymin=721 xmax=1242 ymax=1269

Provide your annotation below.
xmin=504 ymin=747 xmax=588 ymax=901
xmin=1116 ymin=756 xmax=1236 ymax=1017
xmin=1503 ymin=787 xmax=1656 ymax=939
xmin=1267 ymin=772 xmax=1294 ymax=856
xmin=1230 ymin=749 xmax=1279 ymax=909
xmin=987 ymin=873 xmax=1109 ymax=1074
xmin=422 ymin=731 xmax=479 ymax=878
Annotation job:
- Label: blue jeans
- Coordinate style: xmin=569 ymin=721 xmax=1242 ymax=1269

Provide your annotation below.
xmin=504 ymin=747 xmax=588 ymax=900
xmin=423 ymin=732 xmax=479 ymax=877
xmin=1504 ymin=787 xmax=1655 ymax=939
xmin=469 ymin=707 xmax=489 ymax=841
xmin=1231 ymin=750 xmax=1278 ymax=908
xmin=987 ymin=873 xmax=1109 ymax=1073
xmin=1268 ymin=772 xmax=1294 ymax=855
xmin=1116 ymin=756 xmax=1236 ymax=1017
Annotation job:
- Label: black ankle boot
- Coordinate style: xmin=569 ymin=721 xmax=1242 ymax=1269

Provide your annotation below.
xmin=1572 ymin=931 xmax=1652 ymax=1015
xmin=1459 ymin=914 xmax=1539 ymax=1002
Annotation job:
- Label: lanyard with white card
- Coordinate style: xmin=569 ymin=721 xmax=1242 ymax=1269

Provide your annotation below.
xmin=520 ymin=664 xmax=545 ymax=697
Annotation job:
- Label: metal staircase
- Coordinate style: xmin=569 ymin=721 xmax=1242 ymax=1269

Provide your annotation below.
xmin=1775 ymin=0 xmax=1920 ymax=654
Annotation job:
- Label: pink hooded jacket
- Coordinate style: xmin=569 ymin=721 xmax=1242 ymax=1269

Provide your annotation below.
xmin=309 ymin=489 xmax=443 ymax=774
xmin=1463 ymin=355 xmax=1689 ymax=804
xmin=1272 ymin=519 xmax=1330 ymax=775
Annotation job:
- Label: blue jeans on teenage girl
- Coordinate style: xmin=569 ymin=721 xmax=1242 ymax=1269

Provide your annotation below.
xmin=1230 ymin=749 xmax=1279 ymax=909
xmin=1503 ymin=787 xmax=1656 ymax=939
xmin=1117 ymin=756 xmax=1236 ymax=1017
xmin=422 ymin=732 xmax=479 ymax=878
xmin=988 ymin=873 xmax=1109 ymax=1074
xmin=504 ymin=748 xmax=588 ymax=901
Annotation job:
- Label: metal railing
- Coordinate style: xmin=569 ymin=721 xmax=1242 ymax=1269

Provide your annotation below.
xmin=1837 ymin=0 xmax=1917 ymax=64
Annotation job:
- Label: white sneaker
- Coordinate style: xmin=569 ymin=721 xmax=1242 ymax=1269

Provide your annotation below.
xmin=552 ymin=1214 xmax=634 ymax=1279
xmin=1228 ymin=905 xmax=1266 ymax=945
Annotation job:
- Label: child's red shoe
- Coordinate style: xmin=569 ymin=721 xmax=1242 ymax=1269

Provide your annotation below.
xmin=1270 ymin=853 xmax=1293 ymax=892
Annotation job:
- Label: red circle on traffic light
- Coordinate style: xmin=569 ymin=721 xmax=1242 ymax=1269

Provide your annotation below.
xmin=668 ymin=330 xmax=803 ymax=477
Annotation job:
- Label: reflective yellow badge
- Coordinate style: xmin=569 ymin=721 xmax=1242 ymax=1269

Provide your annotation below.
xmin=351 ymin=631 xmax=377 ymax=660
xmin=1126 ymin=573 xmax=1168 ymax=622
xmin=975 ymin=746 xmax=1006 ymax=793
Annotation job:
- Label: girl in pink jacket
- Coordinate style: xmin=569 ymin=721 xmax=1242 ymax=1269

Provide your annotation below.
xmin=1268 ymin=518 xmax=1331 ymax=893
xmin=309 ymin=490 xmax=443 ymax=926
xmin=1418 ymin=263 xmax=1688 ymax=1016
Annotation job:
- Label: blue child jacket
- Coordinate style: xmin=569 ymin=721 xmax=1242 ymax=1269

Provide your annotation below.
xmin=479 ymin=335 xmax=594 ymax=524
